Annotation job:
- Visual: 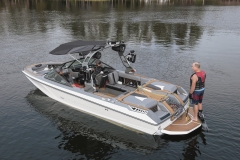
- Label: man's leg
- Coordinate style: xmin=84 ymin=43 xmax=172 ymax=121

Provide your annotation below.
xmin=198 ymin=103 xmax=204 ymax=120
xmin=198 ymin=90 xmax=204 ymax=115
xmin=198 ymin=103 xmax=202 ymax=110
xmin=193 ymin=104 xmax=199 ymax=121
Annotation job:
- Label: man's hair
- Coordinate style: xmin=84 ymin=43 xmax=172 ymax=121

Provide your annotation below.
xmin=194 ymin=62 xmax=200 ymax=68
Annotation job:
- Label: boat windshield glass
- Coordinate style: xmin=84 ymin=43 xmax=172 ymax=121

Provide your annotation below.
xmin=70 ymin=58 xmax=84 ymax=69
xmin=89 ymin=58 xmax=114 ymax=69
xmin=62 ymin=61 xmax=74 ymax=69
xmin=44 ymin=69 xmax=70 ymax=86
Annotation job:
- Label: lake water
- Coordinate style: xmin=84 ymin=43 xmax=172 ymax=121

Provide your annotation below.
xmin=0 ymin=0 xmax=240 ymax=159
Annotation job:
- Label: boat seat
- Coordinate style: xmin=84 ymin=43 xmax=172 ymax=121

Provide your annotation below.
xmin=95 ymin=73 xmax=108 ymax=88
xmin=140 ymin=78 xmax=149 ymax=85
xmin=95 ymin=72 xmax=103 ymax=85
xmin=148 ymin=81 xmax=177 ymax=93
xmin=155 ymin=110 xmax=170 ymax=121
xmin=108 ymin=70 xmax=119 ymax=85
xmin=106 ymin=70 xmax=147 ymax=92
xmin=123 ymin=94 xmax=157 ymax=109
xmin=69 ymin=69 xmax=79 ymax=79
xmin=106 ymin=71 xmax=127 ymax=92
xmin=106 ymin=84 xmax=127 ymax=92
xmin=117 ymin=71 xmax=141 ymax=82
xmin=67 ymin=68 xmax=80 ymax=77
xmin=107 ymin=71 xmax=120 ymax=88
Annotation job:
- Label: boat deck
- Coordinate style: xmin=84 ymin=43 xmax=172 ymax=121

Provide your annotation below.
xmin=161 ymin=108 xmax=201 ymax=135
xmin=94 ymin=92 xmax=116 ymax=98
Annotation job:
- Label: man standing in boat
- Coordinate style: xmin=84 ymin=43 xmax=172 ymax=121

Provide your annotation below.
xmin=189 ymin=62 xmax=206 ymax=121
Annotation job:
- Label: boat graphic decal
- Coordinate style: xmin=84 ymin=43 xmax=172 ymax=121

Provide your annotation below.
xmin=129 ymin=105 xmax=148 ymax=114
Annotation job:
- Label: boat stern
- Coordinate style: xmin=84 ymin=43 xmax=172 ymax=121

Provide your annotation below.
xmin=161 ymin=108 xmax=202 ymax=135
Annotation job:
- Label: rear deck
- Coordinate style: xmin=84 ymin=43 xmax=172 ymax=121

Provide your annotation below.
xmin=161 ymin=108 xmax=202 ymax=135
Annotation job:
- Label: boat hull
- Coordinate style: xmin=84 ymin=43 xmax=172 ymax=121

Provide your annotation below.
xmin=23 ymin=71 xmax=167 ymax=135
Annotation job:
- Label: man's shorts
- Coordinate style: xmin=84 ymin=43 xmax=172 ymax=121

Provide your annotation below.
xmin=191 ymin=88 xmax=205 ymax=105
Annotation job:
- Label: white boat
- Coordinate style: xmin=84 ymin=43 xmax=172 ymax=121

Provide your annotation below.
xmin=22 ymin=40 xmax=202 ymax=135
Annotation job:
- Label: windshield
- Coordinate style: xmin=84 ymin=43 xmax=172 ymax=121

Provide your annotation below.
xmin=44 ymin=69 xmax=70 ymax=86
xmin=88 ymin=58 xmax=114 ymax=69
xmin=70 ymin=58 xmax=84 ymax=69
xmin=62 ymin=61 xmax=74 ymax=69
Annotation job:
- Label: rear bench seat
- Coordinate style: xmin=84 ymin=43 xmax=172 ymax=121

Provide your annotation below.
xmin=117 ymin=70 xmax=149 ymax=86
xmin=106 ymin=70 xmax=150 ymax=92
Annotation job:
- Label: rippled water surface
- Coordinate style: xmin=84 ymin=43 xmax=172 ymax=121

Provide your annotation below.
xmin=0 ymin=0 xmax=240 ymax=159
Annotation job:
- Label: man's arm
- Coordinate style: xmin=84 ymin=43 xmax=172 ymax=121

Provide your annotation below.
xmin=190 ymin=74 xmax=198 ymax=94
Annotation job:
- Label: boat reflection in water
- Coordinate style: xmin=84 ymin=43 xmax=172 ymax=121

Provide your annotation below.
xmin=162 ymin=130 xmax=207 ymax=159
xmin=26 ymin=89 xmax=165 ymax=153
xmin=26 ymin=89 xmax=206 ymax=159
